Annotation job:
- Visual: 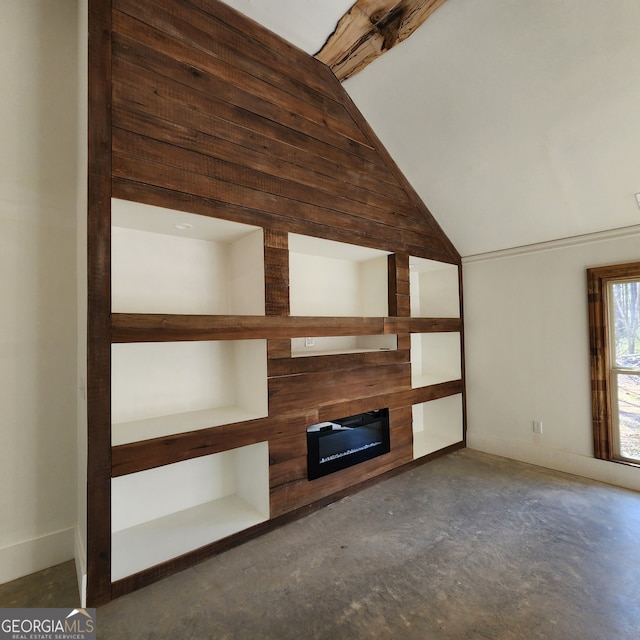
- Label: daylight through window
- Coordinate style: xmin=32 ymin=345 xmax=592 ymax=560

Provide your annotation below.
xmin=587 ymin=262 xmax=640 ymax=464
xmin=609 ymin=280 xmax=640 ymax=461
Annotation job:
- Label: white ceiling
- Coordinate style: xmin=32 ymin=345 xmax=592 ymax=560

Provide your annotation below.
xmin=222 ymin=0 xmax=640 ymax=256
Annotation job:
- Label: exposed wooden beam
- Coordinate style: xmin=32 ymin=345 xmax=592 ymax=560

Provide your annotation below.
xmin=315 ymin=0 xmax=448 ymax=81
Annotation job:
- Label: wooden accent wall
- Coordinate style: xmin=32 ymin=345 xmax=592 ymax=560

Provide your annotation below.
xmin=110 ymin=0 xmax=457 ymax=262
xmin=88 ymin=0 xmax=464 ymax=604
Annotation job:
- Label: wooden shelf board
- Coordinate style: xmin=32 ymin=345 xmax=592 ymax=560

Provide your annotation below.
xmin=112 ymin=406 xmax=263 ymax=446
xmin=111 ymin=314 xmax=387 ymax=342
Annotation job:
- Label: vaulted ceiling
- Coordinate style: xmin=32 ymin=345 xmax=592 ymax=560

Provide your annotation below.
xmin=221 ymin=0 xmax=640 ymax=256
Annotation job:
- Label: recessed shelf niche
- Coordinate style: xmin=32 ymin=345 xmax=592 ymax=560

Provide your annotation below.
xmin=111 ymin=198 xmax=265 ymax=315
xmin=409 ymin=257 xmax=460 ymax=318
xmin=111 ymin=340 xmax=268 ymax=446
xmin=412 ymin=394 xmax=463 ymax=459
xmin=411 ymin=333 xmax=461 ymax=388
xmin=291 ymin=334 xmax=397 ymax=357
xmin=111 ymin=442 xmax=270 ymax=581
xmin=289 ymin=233 xmax=390 ymax=317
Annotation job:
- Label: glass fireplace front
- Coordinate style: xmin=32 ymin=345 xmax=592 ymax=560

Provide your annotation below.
xmin=306 ymin=409 xmax=390 ymax=480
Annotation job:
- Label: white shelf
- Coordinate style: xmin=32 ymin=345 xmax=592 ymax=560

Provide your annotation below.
xmin=409 ymin=256 xmax=460 ymax=318
xmin=410 ymin=333 xmax=461 ymax=388
xmin=289 ymin=233 xmax=390 ymax=317
xmin=111 ymin=198 xmax=265 ymax=315
xmin=112 ymin=442 xmax=270 ymax=581
xmin=291 ymin=334 xmax=397 ymax=358
xmin=412 ymin=394 xmax=463 ymax=459
xmin=111 ymin=340 xmax=268 ymax=445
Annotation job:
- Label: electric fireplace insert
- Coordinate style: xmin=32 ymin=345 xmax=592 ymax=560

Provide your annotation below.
xmin=306 ymin=408 xmax=390 ymax=480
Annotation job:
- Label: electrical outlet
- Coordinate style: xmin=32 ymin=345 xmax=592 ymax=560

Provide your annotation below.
xmin=533 ymin=420 xmax=543 ymax=434
xmin=305 ymin=337 xmax=314 ymax=347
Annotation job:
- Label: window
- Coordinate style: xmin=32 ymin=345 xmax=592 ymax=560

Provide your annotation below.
xmin=587 ymin=262 xmax=640 ymax=463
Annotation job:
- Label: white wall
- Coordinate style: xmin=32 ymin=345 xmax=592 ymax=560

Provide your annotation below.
xmin=464 ymin=226 xmax=640 ymax=492
xmin=0 ymin=1 xmax=79 ymax=583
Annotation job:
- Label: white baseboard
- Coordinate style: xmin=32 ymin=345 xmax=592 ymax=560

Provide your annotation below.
xmin=0 ymin=528 xmax=75 ymax=586
xmin=74 ymin=526 xmax=87 ymax=608
xmin=467 ymin=433 xmax=640 ymax=493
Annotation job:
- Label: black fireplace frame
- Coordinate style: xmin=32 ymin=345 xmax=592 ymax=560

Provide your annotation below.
xmin=306 ymin=408 xmax=390 ymax=480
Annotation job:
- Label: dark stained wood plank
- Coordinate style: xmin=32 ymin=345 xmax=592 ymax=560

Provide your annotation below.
xmin=111 ymin=151 xmax=448 ymax=255
xmin=263 ymin=228 xmax=288 ymax=250
xmin=112 ymin=411 xmax=316 ymax=477
xmin=264 ymin=229 xmax=289 ymax=316
xmin=388 ymin=253 xmax=410 ymax=317
xmin=269 ymin=454 xmax=307 ymax=493
xmin=268 ymin=363 xmax=410 ymax=415
xmin=111 ymin=63 xmax=412 ymax=204
xmin=388 ymin=254 xmax=400 ymax=316
xmin=113 ymin=128 xmax=424 ymax=235
xmin=268 ymin=348 xmax=410 ymax=377
xmin=111 ymin=128 xmax=439 ymax=246
xmin=111 ymin=100 xmax=415 ymax=220
xmin=114 ymin=0 xmax=356 ymax=124
xmin=269 ymin=452 xmax=306 ymax=489
xmin=264 ymin=263 xmax=289 ymax=282
xmin=269 ymin=443 xmax=413 ymax=517
xmin=319 ymin=396 xmax=408 ymax=423
xmin=111 ymin=314 xmax=387 ymax=342
xmin=322 ymin=379 xmax=462 ymax=420
xmin=111 ymin=14 xmax=374 ymax=151
xmin=318 ymin=393 xmax=411 ymax=430
xmin=112 ymin=178 xmax=456 ymax=263
xmin=384 ymin=317 xmax=462 ymax=333
xmin=187 ymin=0 xmax=336 ymax=95
xmin=268 ymin=339 xmax=291 ymax=360
xmin=389 ymin=405 xmax=414 ymax=451
xmin=264 ymin=285 xmax=289 ymax=317
xmin=268 ymin=432 xmax=308 ymax=467
xmin=87 ymin=0 xmax=113 ymax=607
xmin=112 ymin=105 xmax=427 ymax=227
xmin=264 ymin=247 xmax=289 ymax=269
xmin=409 ymin=380 xmax=463 ymax=405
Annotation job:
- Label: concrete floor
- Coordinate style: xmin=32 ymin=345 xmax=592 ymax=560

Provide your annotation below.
xmin=2 ymin=449 xmax=640 ymax=639
xmin=0 ymin=559 xmax=79 ymax=608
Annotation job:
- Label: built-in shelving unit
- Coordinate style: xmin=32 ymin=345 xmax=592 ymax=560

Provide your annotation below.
xmin=111 ymin=339 xmax=268 ymax=446
xmin=409 ymin=256 xmax=460 ymax=318
xmin=411 ymin=332 xmax=462 ymax=388
xmin=412 ymin=394 xmax=464 ymax=459
xmin=291 ymin=334 xmax=397 ymax=357
xmin=110 ymin=198 xmax=269 ymax=447
xmin=112 ymin=199 xmax=265 ymax=315
xmin=111 ymin=442 xmax=270 ymax=581
xmin=289 ymin=233 xmax=390 ymax=317
xmin=86 ymin=0 xmax=466 ymax=605
xmin=408 ymin=255 xmax=462 ymax=390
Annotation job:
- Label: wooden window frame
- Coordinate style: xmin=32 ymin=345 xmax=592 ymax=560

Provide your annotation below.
xmin=587 ymin=261 xmax=640 ymax=463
